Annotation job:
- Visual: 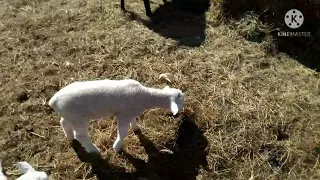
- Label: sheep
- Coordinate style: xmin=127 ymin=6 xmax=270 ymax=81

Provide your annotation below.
xmin=48 ymin=79 xmax=184 ymax=154
xmin=0 ymin=161 xmax=7 ymax=180
xmin=0 ymin=161 xmax=48 ymax=180
xmin=16 ymin=162 xmax=49 ymax=180
xmin=120 ymin=0 xmax=167 ymax=17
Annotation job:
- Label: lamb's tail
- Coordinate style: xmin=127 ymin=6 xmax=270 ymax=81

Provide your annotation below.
xmin=48 ymin=94 xmax=58 ymax=109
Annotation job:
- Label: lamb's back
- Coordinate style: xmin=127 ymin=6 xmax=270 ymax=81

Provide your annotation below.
xmin=49 ymin=79 xmax=147 ymax=119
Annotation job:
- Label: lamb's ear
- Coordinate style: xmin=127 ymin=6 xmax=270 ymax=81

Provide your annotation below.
xmin=163 ymin=86 xmax=170 ymax=90
xmin=17 ymin=162 xmax=35 ymax=173
xmin=170 ymin=101 xmax=179 ymax=115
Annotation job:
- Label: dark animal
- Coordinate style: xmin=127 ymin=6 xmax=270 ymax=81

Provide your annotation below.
xmin=121 ymin=0 xmax=167 ymax=17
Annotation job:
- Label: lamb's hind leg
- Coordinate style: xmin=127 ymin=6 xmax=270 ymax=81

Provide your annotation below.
xmin=113 ymin=115 xmax=130 ymax=153
xmin=73 ymin=120 xmax=101 ymax=154
xmin=60 ymin=117 xmax=74 ymax=139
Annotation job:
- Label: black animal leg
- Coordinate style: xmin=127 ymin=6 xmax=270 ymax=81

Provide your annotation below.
xmin=143 ymin=0 xmax=152 ymax=17
xmin=121 ymin=0 xmax=125 ymax=10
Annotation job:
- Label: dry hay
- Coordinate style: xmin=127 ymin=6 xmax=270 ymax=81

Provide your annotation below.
xmin=0 ymin=0 xmax=320 ymax=179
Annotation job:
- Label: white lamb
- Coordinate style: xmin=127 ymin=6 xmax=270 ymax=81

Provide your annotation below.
xmin=48 ymin=79 xmax=184 ymax=154
xmin=16 ymin=162 xmax=48 ymax=180
xmin=0 ymin=161 xmax=7 ymax=180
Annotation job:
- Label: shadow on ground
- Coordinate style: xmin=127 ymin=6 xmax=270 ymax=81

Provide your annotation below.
xmin=71 ymin=140 xmax=132 ymax=180
xmin=71 ymin=111 xmax=209 ymax=180
xmin=222 ymin=0 xmax=320 ymax=71
xmin=124 ymin=1 xmax=210 ymax=47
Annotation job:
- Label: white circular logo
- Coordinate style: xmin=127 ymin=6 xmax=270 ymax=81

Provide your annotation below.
xmin=284 ymin=9 xmax=304 ymax=29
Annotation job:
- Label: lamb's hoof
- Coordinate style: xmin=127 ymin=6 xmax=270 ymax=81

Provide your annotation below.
xmin=132 ymin=128 xmax=141 ymax=133
xmin=116 ymin=149 xmax=126 ymax=157
xmin=113 ymin=147 xmax=123 ymax=154
xmin=89 ymin=151 xmax=101 ymax=156
xmin=133 ymin=130 xmax=143 ymax=137
xmin=113 ymin=144 xmax=124 ymax=154
xmin=85 ymin=145 xmax=101 ymax=155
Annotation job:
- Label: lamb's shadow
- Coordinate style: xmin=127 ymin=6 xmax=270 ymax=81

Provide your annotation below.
xmin=124 ymin=1 xmax=209 ymax=47
xmin=71 ymin=140 xmax=135 ymax=180
xmin=122 ymin=111 xmax=209 ymax=179
xmin=71 ymin=111 xmax=208 ymax=180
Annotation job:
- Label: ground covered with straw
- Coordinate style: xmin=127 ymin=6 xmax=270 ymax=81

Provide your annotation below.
xmin=0 ymin=0 xmax=319 ymax=179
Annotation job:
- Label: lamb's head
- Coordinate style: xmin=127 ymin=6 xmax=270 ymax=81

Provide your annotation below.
xmin=163 ymin=86 xmax=184 ymax=115
xmin=17 ymin=162 xmax=49 ymax=180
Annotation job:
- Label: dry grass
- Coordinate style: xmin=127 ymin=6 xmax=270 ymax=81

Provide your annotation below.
xmin=0 ymin=0 xmax=320 ymax=179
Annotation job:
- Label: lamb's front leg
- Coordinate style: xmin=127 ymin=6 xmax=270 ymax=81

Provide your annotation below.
xmin=113 ymin=115 xmax=130 ymax=153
